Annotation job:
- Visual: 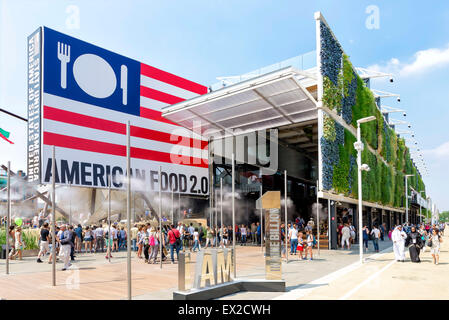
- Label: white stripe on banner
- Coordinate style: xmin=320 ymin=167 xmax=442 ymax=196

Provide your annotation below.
xmin=43 ymin=119 xmax=209 ymax=159
xmin=140 ymin=95 xmax=169 ymax=111
xmin=43 ymin=93 xmax=207 ymax=141
xmin=141 ymin=75 xmax=198 ymax=101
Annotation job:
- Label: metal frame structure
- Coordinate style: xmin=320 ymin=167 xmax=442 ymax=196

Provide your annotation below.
xmin=162 ymin=67 xmax=318 ymax=138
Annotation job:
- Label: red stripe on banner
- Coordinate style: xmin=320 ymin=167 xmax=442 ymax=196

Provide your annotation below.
xmin=140 ymin=63 xmax=208 ymax=95
xmin=139 ymin=107 xmax=180 ymax=126
xmin=140 ymin=86 xmax=185 ymax=105
xmin=131 ymin=122 xmax=208 ymax=150
xmin=44 ymin=105 xmax=126 ymax=134
xmin=43 ymin=132 xmax=208 ymax=168
xmin=43 ymin=105 xmax=208 ymax=150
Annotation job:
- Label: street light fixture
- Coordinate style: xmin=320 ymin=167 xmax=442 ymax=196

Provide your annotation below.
xmin=404 ymin=174 xmax=414 ymax=224
xmin=419 ymin=191 xmax=425 ymax=225
xmin=354 ymin=116 xmax=376 ymax=264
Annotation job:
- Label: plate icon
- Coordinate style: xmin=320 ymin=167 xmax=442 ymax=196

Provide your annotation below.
xmin=73 ymin=53 xmax=117 ymax=99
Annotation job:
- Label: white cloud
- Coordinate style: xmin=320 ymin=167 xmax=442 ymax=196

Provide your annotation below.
xmin=422 ymin=140 xmax=449 ymax=159
xmin=368 ymin=44 xmax=449 ymax=77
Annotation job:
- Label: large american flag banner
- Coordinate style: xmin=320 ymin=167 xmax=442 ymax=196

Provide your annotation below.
xmin=36 ymin=27 xmax=209 ymax=195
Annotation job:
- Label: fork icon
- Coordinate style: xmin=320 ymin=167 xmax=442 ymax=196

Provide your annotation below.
xmin=57 ymin=42 xmax=70 ymax=89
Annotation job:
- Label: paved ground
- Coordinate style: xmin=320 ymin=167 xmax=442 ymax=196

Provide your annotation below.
xmin=1 ymin=237 xmax=446 ymax=300
xmin=295 ymin=234 xmax=449 ymax=300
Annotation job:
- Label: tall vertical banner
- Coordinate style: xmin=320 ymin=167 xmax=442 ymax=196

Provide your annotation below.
xmin=27 ymin=27 xmax=42 ymax=183
xmin=265 ymin=208 xmax=282 ymax=280
xmin=28 ymin=27 xmax=209 ymax=195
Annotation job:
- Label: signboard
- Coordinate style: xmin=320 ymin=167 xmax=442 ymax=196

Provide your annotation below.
xmin=265 ymin=208 xmax=282 ymax=280
xmin=27 ymin=28 xmax=42 ymax=183
xmin=178 ymin=248 xmax=234 ymax=291
xmin=28 ymin=27 xmax=209 ymax=195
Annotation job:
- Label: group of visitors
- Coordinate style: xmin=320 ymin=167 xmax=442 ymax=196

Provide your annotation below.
xmin=284 ymin=222 xmax=317 ymax=261
xmin=392 ymin=223 xmax=443 ymax=265
xmin=32 ymin=222 xmax=130 ymax=270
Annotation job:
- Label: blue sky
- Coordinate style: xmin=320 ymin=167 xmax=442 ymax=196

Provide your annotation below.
xmin=1 ymin=0 xmax=449 ymax=211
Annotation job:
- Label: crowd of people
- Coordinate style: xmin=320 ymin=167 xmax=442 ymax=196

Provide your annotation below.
xmin=391 ymin=222 xmax=445 ymax=265
xmin=3 ymin=213 xmax=446 ymax=271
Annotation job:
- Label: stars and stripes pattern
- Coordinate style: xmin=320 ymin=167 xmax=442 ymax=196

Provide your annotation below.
xmin=42 ymin=62 xmax=209 ymax=169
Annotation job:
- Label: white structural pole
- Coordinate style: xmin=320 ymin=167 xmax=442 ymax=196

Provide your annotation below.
xmin=327 ymin=199 xmax=331 ymax=250
xmin=126 ymin=121 xmax=132 ymax=300
xmin=260 ymin=171 xmax=263 ymax=250
xmin=171 ymin=186 xmax=174 ymax=225
xmin=52 ymin=146 xmax=56 ymax=286
xmin=316 ymin=179 xmax=320 ymax=256
xmin=6 ymin=161 xmax=10 ymax=275
xmin=159 ymin=166 xmax=163 ymax=269
xmin=69 ymin=182 xmax=72 ymax=226
xmin=232 ymin=153 xmax=236 ymax=278
xmin=356 ymin=124 xmax=363 ymax=264
xmin=284 ymin=170 xmax=288 ymax=263
xmin=215 ymin=189 xmax=218 ymax=246
xmin=108 ymin=175 xmax=111 ymax=263
xmin=405 ymin=176 xmax=409 ymax=224
xmin=220 ymin=177 xmax=223 ymax=246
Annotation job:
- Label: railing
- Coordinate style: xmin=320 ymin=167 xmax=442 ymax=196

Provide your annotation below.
xmin=210 ymin=50 xmax=317 ymax=91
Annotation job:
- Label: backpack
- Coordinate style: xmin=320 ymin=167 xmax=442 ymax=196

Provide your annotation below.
xmin=312 ymin=235 xmax=317 ymax=246
xmin=170 ymin=229 xmax=182 ymax=247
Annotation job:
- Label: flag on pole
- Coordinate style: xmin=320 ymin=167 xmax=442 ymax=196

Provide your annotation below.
xmin=0 ymin=128 xmax=13 ymax=144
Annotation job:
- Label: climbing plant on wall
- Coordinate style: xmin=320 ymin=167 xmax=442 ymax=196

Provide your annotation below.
xmin=319 ymin=20 xmax=425 ymax=208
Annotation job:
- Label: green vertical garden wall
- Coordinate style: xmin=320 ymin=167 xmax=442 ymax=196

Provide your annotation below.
xmin=319 ymin=20 xmax=425 ymax=208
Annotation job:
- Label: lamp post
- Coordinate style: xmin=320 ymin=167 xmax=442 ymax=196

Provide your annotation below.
xmin=354 ymin=116 xmax=376 ymax=264
xmin=404 ymin=174 xmax=414 ymax=224
xmin=419 ymin=191 xmax=425 ymax=225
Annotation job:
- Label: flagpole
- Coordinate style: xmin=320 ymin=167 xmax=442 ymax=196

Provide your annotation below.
xmin=159 ymin=166 xmax=163 ymax=269
xmin=284 ymin=170 xmax=288 ymax=263
xmin=69 ymin=182 xmax=71 ymax=226
xmin=232 ymin=153 xmax=236 ymax=278
xmin=6 ymin=161 xmax=10 ymax=275
xmin=171 ymin=184 xmax=174 ymax=225
xmin=220 ymin=177 xmax=223 ymax=247
xmin=126 ymin=121 xmax=132 ymax=300
xmin=316 ymin=179 xmax=320 ymax=257
xmin=260 ymin=171 xmax=263 ymax=250
xmin=52 ymin=146 xmax=56 ymax=287
xmin=108 ymin=175 xmax=111 ymax=263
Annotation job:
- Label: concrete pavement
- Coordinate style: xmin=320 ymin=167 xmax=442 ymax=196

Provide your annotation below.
xmin=2 ymin=236 xmax=446 ymax=300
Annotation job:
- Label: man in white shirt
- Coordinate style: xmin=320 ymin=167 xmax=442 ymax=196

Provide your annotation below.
xmin=95 ymin=226 xmax=105 ymax=253
xmin=288 ymin=224 xmax=299 ymax=255
xmin=177 ymin=222 xmax=184 ymax=250
xmin=341 ymin=224 xmax=351 ymax=249
xmin=57 ymin=225 xmax=72 ymax=270
xmin=370 ymin=225 xmax=381 ymax=252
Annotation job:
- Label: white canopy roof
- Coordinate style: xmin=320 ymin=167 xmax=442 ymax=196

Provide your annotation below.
xmin=162 ymin=67 xmax=318 ymax=138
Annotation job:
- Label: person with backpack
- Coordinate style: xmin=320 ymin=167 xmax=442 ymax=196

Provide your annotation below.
xmin=168 ymin=224 xmax=181 ymax=264
xmin=192 ymin=227 xmax=200 ymax=252
xmin=370 ymin=225 xmax=381 ymax=253
xmin=429 ymin=228 xmax=443 ymax=265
